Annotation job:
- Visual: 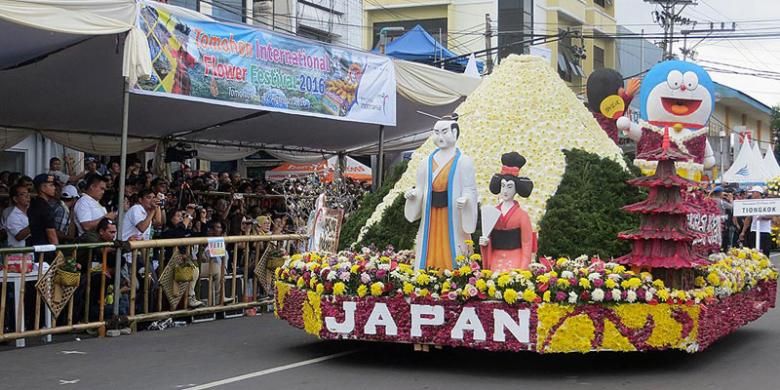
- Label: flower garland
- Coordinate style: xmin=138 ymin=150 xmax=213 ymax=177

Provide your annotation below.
xmin=357 ymin=55 xmax=627 ymax=243
xmin=275 ymin=248 xmax=777 ymax=306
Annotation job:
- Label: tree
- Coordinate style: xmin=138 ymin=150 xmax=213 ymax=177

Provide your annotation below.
xmin=772 ymin=105 xmax=780 ymax=160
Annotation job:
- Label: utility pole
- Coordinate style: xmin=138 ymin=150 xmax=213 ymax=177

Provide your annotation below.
xmin=485 ymin=13 xmax=493 ymax=74
xmin=645 ymin=0 xmax=698 ymax=60
xmin=680 ymin=22 xmax=736 ymax=60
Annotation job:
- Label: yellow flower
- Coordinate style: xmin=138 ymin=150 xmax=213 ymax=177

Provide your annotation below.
xmin=315 ymin=283 xmax=325 ymax=295
xmin=403 ymin=282 xmax=415 ymax=295
xmin=578 ymin=278 xmax=591 ymax=289
xmin=357 ymin=285 xmax=368 ymax=297
xmin=350 ymin=264 xmax=360 ymax=274
xmin=613 ymin=266 xmax=626 ymax=273
xmin=482 ymin=269 xmax=493 ymax=278
xmin=652 ymin=279 xmax=665 ymax=289
xmin=309 ymin=278 xmax=318 ymax=290
xmin=464 ymin=239 xmax=474 ymax=246
xmin=488 ymin=286 xmax=497 ymax=297
xmin=522 ymin=289 xmax=538 ymax=302
xmin=656 ymin=289 xmax=670 ymax=302
xmin=520 ymin=270 xmax=533 ymax=279
xmin=418 ymin=288 xmax=429 ymax=297
xmin=694 ymin=276 xmax=705 ymax=287
xmin=333 ymin=282 xmax=346 ymax=296
xmin=370 ymin=282 xmax=384 ymax=297
xmin=475 ymin=279 xmax=487 ymax=292
xmin=504 ymin=288 xmax=518 ymax=304
xmin=296 ymin=277 xmax=305 ymax=289
xmin=415 ymin=273 xmax=431 ymax=286
xmin=556 ymin=278 xmax=570 ymax=289
xmin=543 ymin=290 xmax=551 ymax=302
xmin=605 ymin=279 xmax=617 ymax=289
xmin=458 ymin=265 xmax=472 ymax=275
xmin=497 ymin=274 xmax=512 ymax=288
xmin=537 ymin=274 xmax=550 ymax=284
xmin=707 ymin=272 xmax=721 ymax=287
xmin=470 ymin=254 xmax=481 ymax=262
xmin=556 ymin=257 xmax=568 ymax=267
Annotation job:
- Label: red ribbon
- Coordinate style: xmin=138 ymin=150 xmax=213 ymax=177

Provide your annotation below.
xmin=500 ymin=165 xmax=520 ymax=176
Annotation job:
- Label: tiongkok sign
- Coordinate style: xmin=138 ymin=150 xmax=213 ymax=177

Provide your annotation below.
xmin=734 ymin=199 xmax=780 ymax=217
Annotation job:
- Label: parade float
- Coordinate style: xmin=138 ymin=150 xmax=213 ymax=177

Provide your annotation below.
xmin=275 ymin=55 xmax=778 ymax=353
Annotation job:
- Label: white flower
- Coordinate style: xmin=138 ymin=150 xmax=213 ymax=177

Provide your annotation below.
xmin=561 ymin=271 xmax=574 ymax=279
xmin=494 ymin=291 xmax=503 ymax=300
xmin=645 ymin=291 xmax=654 ymax=302
xmin=588 ymin=272 xmax=602 ymax=281
xmin=326 ymin=271 xmax=338 ymax=281
xmin=592 ymin=288 xmax=605 ymax=302
xmin=378 ymin=263 xmax=391 ymax=271
xmin=611 ymin=289 xmax=622 ymax=301
xmin=360 ymin=272 xmax=371 ymax=284
xmin=568 ymin=291 xmax=578 ymax=304
xmin=626 ymin=290 xmax=637 ymax=303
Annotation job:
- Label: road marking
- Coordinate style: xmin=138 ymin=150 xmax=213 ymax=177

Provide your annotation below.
xmin=59 ymin=379 xmax=80 ymax=385
xmin=60 ymin=350 xmax=86 ymax=355
xmin=183 ymin=350 xmax=357 ymax=389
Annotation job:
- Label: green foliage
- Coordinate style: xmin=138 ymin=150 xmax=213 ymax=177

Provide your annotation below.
xmin=358 ymin=194 xmax=420 ymax=250
xmin=339 ymin=161 xmax=409 ymax=250
xmin=772 ymin=105 xmax=780 ymax=159
xmin=537 ymin=149 xmax=644 ymax=259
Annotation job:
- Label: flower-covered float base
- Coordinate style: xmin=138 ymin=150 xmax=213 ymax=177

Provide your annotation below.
xmin=274 ymin=249 xmax=778 ymax=353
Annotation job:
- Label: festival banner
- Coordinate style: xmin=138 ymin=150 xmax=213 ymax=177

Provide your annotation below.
xmin=135 ymin=2 xmax=396 ymax=126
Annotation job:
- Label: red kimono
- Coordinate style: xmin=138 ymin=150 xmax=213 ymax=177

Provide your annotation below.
xmin=482 ymin=201 xmax=533 ymax=272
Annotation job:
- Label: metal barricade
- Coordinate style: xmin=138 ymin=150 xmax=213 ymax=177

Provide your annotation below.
xmin=0 ymin=234 xmax=306 ymax=346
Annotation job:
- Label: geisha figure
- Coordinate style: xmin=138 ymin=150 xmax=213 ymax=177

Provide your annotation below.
xmin=478 ymin=152 xmax=534 ymax=272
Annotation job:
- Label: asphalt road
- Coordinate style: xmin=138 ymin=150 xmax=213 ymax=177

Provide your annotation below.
xmin=2 ymin=258 xmax=779 ymax=390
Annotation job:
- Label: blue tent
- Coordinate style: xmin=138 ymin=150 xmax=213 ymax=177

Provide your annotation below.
xmin=376 ymin=25 xmax=483 ymax=73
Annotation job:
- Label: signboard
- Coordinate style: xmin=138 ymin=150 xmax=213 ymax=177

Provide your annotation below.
xmin=135 ymin=2 xmax=396 ymax=125
xmin=207 ymin=237 xmax=227 ymax=258
xmin=685 ymin=194 xmax=722 ymax=255
xmin=311 ymin=207 xmax=344 ymax=254
xmin=733 ymin=199 xmax=780 ymax=217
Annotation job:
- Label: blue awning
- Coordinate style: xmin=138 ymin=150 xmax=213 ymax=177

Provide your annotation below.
xmin=374 ymin=25 xmax=483 ymax=73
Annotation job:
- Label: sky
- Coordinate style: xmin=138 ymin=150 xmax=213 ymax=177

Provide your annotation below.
xmin=615 ymin=0 xmax=780 ymax=108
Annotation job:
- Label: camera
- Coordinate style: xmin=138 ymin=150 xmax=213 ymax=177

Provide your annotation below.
xmin=164 ymin=143 xmax=198 ymax=163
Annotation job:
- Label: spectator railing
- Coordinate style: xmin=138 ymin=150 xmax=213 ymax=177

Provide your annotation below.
xmin=1 ymin=234 xmax=307 ymax=346
xmin=0 ymin=242 xmax=114 ymax=345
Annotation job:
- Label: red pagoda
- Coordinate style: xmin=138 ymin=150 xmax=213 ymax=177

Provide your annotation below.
xmin=618 ymin=128 xmax=707 ymax=288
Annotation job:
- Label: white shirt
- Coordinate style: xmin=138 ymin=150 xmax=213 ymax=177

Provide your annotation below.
xmin=751 ymin=216 xmax=772 ymax=234
xmin=49 ymin=170 xmax=70 ymax=185
xmin=6 ymin=206 xmax=29 ymax=247
xmin=122 ymin=204 xmax=151 ymax=241
xmin=74 ymin=193 xmax=107 ymax=235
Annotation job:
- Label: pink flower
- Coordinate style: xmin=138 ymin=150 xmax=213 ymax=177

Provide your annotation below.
xmin=447 ymin=291 xmax=458 ymax=300
xmin=556 ymin=291 xmax=567 ymax=302
xmin=593 ymin=278 xmax=604 ymax=288
xmin=466 ymin=285 xmax=478 ymax=297
xmin=376 ymin=270 xmax=387 ymax=280
xmin=468 ymin=277 xmax=477 ymax=285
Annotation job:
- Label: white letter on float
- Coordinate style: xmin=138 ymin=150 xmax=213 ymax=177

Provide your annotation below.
xmin=325 ymin=301 xmax=357 ymax=334
xmin=410 ymin=304 xmax=445 ymax=337
xmin=363 ymin=303 xmax=398 ymax=336
xmin=493 ymin=309 xmax=530 ymax=343
xmin=450 ymin=307 xmax=486 ymax=341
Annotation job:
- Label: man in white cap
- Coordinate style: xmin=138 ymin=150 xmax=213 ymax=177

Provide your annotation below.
xmin=54 ymin=184 xmax=80 ymax=241
xmin=739 ymin=186 xmax=772 ymax=257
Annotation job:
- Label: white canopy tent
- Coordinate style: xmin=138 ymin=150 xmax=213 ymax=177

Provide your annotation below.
xmin=722 ymin=140 xmax=769 ymax=187
xmin=762 ymin=147 xmax=780 ymax=179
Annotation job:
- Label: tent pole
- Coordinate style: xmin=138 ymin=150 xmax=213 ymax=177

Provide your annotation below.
xmin=377 ymin=125 xmax=385 ymax=188
xmin=113 ymin=77 xmax=130 ymax=318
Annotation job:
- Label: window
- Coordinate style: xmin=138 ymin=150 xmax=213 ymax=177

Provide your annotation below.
xmin=167 ymin=0 xmax=199 ymax=11
xmin=594 ymin=0 xmax=606 ymax=7
xmin=557 ymin=28 xmax=583 ymax=82
xmin=498 ymin=0 xmax=533 ymax=59
xmin=593 ymin=45 xmax=604 ymax=70
xmin=298 ymin=25 xmax=333 ymax=43
xmin=372 ymin=19 xmax=448 ymax=49
xmin=212 ymin=0 xmax=244 ymax=23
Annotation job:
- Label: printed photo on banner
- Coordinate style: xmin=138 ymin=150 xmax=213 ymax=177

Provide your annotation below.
xmin=134 ymin=2 xmax=396 ymax=126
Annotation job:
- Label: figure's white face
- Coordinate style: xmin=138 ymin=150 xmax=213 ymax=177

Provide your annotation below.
xmin=432 ymin=120 xmax=458 ymax=149
xmin=500 ymin=179 xmax=516 ymax=202
xmin=646 ymin=70 xmax=712 ymax=130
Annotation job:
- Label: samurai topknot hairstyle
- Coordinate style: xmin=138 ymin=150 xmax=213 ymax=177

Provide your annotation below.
xmin=489 ymin=152 xmax=533 ymax=198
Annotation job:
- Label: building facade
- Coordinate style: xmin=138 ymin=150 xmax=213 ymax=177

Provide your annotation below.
xmin=363 ymin=0 xmax=617 ymax=91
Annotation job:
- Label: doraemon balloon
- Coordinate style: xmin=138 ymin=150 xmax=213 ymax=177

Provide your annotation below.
xmin=617 ymin=60 xmax=716 ymax=181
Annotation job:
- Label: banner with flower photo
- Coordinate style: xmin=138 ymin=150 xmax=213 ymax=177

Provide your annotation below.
xmin=134 ymin=2 xmax=396 ymax=126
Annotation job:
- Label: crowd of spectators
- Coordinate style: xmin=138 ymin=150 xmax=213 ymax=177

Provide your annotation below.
xmin=0 ymin=155 xmax=370 ymax=330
